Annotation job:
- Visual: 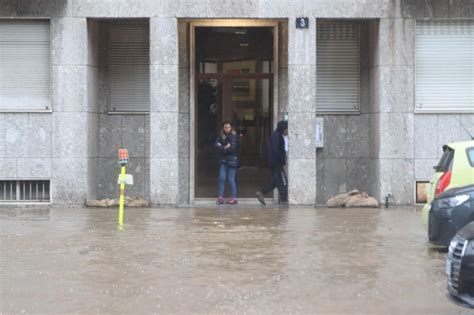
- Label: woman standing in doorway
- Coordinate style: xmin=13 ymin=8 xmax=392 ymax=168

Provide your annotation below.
xmin=215 ymin=120 xmax=239 ymax=205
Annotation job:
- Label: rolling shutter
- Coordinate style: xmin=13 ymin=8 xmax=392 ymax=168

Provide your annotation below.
xmin=0 ymin=20 xmax=50 ymax=111
xmin=317 ymin=22 xmax=360 ymax=113
xmin=109 ymin=23 xmax=150 ymax=112
xmin=415 ymin=21 xmax=473 ymax=112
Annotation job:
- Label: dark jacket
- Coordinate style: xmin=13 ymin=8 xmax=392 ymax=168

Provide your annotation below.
xmin=268 ymin=120 xmax=287 ymax=168
xmin=215 ymin=132 xmax=239 ymax=165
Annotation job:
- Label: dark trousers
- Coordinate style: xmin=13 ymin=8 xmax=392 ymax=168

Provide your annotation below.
xmin=261 ymin=166 xmax=288 ymax=202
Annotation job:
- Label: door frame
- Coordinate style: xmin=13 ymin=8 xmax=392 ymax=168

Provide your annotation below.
xmin=189 ymin=19 xmax=279 ymax=204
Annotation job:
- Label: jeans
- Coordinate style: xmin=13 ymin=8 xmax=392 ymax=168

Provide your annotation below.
xmin=218 ymin=163 xmax=237 ymax=198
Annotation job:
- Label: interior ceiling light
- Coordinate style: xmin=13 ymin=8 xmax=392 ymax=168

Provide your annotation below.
xmin=240 ymin=43 xmax=249 ymax=47
xmin=235 ymin=31 xmax=246 ymax=35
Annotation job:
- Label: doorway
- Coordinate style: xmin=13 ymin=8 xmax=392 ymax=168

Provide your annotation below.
xmin=191 ymin=21 xmax=278 ymax=200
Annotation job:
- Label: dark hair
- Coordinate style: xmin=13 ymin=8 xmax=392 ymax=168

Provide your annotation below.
xmin=220 ymin=120 xmax=236 ymax=137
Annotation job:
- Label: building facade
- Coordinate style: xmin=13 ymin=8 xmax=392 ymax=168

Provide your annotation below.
xmin=0 ymin=0 xmax=473 ymax=206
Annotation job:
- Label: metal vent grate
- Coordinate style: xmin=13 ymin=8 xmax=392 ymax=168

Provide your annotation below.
xmin=0 ymin=180 xmax=50 ymax=202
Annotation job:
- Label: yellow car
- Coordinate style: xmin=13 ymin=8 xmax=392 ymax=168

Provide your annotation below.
xmin=422 ymin=140 xmax=474 ymax=228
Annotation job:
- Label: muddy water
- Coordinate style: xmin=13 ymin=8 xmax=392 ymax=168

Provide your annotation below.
xmin=0 ymin=207 xmax=470 ymax=314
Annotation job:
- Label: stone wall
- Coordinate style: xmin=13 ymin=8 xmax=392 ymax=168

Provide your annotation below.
xmin=92 ymin=20 xmax=150 ymax=201
xmin=0 ymin=114 xmax=52 ymax=182
xmin=315 ymin=21 xmax=372 ymax=205
xmin=0 ymin=0 xmax=473 ymax=205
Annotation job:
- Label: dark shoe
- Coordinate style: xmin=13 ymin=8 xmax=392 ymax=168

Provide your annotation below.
xmin=256 ymin=191 xmax=266 ymax=205
xmin=226 ymin=198 xmax=238 ymax=205
xmin=216 ymin=196 xmax=225 ymax=205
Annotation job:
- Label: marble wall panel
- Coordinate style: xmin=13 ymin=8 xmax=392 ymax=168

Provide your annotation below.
xmin=288 ymin=19 xmax=316 ymax=65
xmin=288 ymin=112 xmax=315 ymax=159
xmin=0 ymin=159 xmax=17 ymax=178
xmin=414 ymin=114 xmax=437 ymax=158
xmin=28 ymin=114 xmax=52 ymax=158
xmin=179 ymin=158 xmax=190 ymax=204
xmin=178 ymin=113 xmax=190 ymax=159
xmin=347 ymin=158 xmax=370 ymax=193
xmin=117 ymin=0 xmax=162 ymax=17
xmin=52 ymin=113 xmax=88 ymax=158
xmin=372 ymin=18 xmax=415 ymax=67
xmin=52 ymin=65 xmax=87 ymax=112
xmin=17 ymin=158 xmax=51 ymax=178
xmin=163 ymin=0 xmax=207 ymax=17
xmin=150 ymin=18 xmax=178 ymax=65
xmin=437 ymin=115 xmax=461 ymax=158
xmin=449 ymin=0 xmax=474 ymax=18
xmin=150 ymin=65 xmax=179 ymax=112
xmin=51 ymin=18 xmax=87 ymax=65
xmin=96 ymin=158 xmax=117 ymax=199
xmin=150 ymin=112 xmax=178 ymax=159
xmin=347 ymin=114 xmax=370 ymax=159
xmin=150 ymin=158 xmax=178 ymax=205
xmin=0 ymin=0 xmax=70 ymax=17
xmin=304 ymin=0 xmax=391 ymax=18
xmin=287 ymin=65 xmax=316 ymax=112
xmin=5 ymin=114 xmax=28 ymax=158
xmin=51 ymin=158 xmax=88 ymax=204
xmin=0 ymin=114 xmax=4 ymax=158
xmin=415 ymin=158 xmax=438 ymax=181
xmin=259 ymin=0 xmax=304 ymax=17
xmin=460 ymin=114 xmax=474 ymax=141
xmin=178 ymin=67 xmax=190 ymax=114
xmin=323 ymin=116 xmax=347 ymax=158
xmin=378 ymin=112 xmax=414 ymax=159
xmin=316 ymin=150 xmax=325 ymax=205
xmin=72 ymin=0 xmax=119 ymax=17
xmin=371 ymin=65 xmax=415 ymax=113
xmin=122 ymin=115 xmax=147 ymax=158
xmin=288 ymin=158 xmax=316 ymax=205
xmin=323 ymin=158 xmax=346 ymax=202
xmin=401 ymin=0 xmax=450 ymax=18
xmin=379 ymin=158 xmax=414 ymax=205
xmin=206 ymin=0 xmax=259 ymax=17
xmin=98 ymin=114 xmax=121 ymax=158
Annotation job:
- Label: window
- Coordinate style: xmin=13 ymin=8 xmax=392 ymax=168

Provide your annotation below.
xmin=435 ymin=146 xmax=454 ymax=172
xmin=108 ymin=22 xmax=150 ymax=113
xmin=467 ymin=147 xmax=474 ymax=167
xmin=415 ymin=21 xmax=473 ymax=112
xmin=317 ymin=21 xmax=360 ymax=113
xmin=0 ymin=20 xmax=51 ymax=111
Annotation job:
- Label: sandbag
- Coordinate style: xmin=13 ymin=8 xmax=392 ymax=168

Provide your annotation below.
xmin=344 ymin=194 xmax=363 ymax=207
xmin=86 ymin=197 xmax=148 ymax=208
xmin=354 ymin=197 xmax=379 ymax=208
xmin=85 ymin=199 xmax=109 ymax=207
xmin=128 ymin=197 xmax=149 ymax=207
xmin=327 ymin=193 xmax=349 ymax=208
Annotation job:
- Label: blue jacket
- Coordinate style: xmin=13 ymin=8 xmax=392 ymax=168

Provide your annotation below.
xmin=215 ymin=132 xmax=239 ymax=164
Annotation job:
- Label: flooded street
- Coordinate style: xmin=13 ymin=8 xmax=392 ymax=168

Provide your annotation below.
xmin=1 ymin=206 xmax=471 ymax=314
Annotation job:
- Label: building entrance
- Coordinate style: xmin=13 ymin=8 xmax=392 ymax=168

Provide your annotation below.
xmin=193 ymin=25 xmax=276 ymax=199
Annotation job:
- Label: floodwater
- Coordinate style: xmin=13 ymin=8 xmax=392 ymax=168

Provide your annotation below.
xmin=0 ymin=206 xmax=471 ymax=314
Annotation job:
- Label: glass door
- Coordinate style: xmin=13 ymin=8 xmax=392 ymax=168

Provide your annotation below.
xmin=194 ymin=26 xmax=274 ymax=199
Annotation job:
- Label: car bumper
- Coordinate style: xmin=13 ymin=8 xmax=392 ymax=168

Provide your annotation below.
xmin=448 ymin=285 xmax=474 ymax=308
xmin=429 ymin=212 xmax=456 ymax=246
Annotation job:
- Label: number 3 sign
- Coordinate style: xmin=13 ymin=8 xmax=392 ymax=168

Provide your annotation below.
xmin=296 ymin=17 xmax=309 ymax=29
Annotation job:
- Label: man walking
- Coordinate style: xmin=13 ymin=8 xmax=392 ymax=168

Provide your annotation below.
xmin=256 ymin=120 xmax=288 ymax=205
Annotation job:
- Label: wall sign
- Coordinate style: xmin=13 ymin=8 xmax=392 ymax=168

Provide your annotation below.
xmin=296 ymin=17 xmax=309 ymax=29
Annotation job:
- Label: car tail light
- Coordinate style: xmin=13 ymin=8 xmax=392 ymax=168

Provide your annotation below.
xmin=435 ymin=170 xmax=452 ymax=196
